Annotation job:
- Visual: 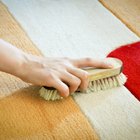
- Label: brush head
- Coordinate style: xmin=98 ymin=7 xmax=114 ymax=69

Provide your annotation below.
xmin=39 ymin=58 xmax=127 ymax=101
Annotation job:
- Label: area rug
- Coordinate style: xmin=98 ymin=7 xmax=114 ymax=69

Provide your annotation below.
xmin=0 ymin=2 xmax=98 ymax=140
xmin=1 ymin=0 xmax=140 ymax=140
xmin=108 ymin=41 xmax=140 ymax=101
xmin=99 ymin=0 xmax=140 ymax=37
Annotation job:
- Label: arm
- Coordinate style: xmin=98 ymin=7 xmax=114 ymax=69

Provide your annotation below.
xmin=0 ymin=39 xmax=26 ymax=76
xmin=0 ymin=39 xmax=112 ymax=97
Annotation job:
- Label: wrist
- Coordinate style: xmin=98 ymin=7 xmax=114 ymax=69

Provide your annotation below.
xmin=0 ymin=39 xmax=29 ymax=78
xmin=14 ymin=52 xmax=43 ymax=82
xmin=10 ymin=51 xmax=28 ymax=78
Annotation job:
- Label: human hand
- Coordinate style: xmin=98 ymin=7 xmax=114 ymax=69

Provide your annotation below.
xmin=17 ymin=54 xmax=112 ymax=97
xmin=0 ymin=39 xmax=112 ymax=97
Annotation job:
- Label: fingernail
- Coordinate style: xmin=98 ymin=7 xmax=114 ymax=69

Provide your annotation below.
xmin=108 ymin=64 xmax=114 ymax=68
xmin=62 ymin=92 xmax=69 ymax=97
xmin=105 ymin=62 xmax=114 ymax=68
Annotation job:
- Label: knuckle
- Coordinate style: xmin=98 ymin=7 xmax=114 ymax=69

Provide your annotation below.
xmin=97 ymin=61 xmax=105 ymax=68
xmin=69 ymin=78 xmax=81 ymax=93
xmin=62 ymin=57 xmax=69 ymax=61
xmin=44 ymin=73 xmax=55 ymax=85
xmin=82 ymin=71 xmax=89 ymax=80
xmin=59 ymin=61 xmax=71 ymax=69
xmin=46 ymin=72 xmax=55 ymax=80
xmin=79 ymin=72 xmax=89 ymax=90
xmin=61 ymin=86 xmax=69 ymax=93
xmin=73 ymin=78 xmax=81 ymax=87
xmin=85 ymin=57 xmax=92 ymax=63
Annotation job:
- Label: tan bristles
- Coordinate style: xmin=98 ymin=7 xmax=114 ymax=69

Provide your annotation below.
xmin=39 ymin=73 xmax=127 ymax=101
xmin=85 ymin=73 xmax=127 ymax=93
xmin=40 ymin=88 xmax=63 ymax=101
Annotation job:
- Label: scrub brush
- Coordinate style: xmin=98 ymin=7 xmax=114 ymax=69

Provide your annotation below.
xmin=39 ymin=57 xmax=127 ymax=101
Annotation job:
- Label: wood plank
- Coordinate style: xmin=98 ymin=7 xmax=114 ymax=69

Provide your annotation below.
xmin=99 ymin=0 xmax=140 ymax=37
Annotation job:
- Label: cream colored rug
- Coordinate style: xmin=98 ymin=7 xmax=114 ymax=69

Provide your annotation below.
xmin=1 ymin=0 xmax=140 ymax=140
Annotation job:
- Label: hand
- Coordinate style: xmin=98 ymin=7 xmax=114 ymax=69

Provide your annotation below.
xmin=0 ymin=39 xmax=112 ymax=97
xmin=17 ymin=54 xmax=113 ymax=97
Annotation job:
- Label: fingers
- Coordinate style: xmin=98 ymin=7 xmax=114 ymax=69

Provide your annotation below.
xmin=68 ymin=68 xmax=89 ymax=91
xmin=71 ymin=57 xmax=113 ymax=69
xmin=45 ymin=69 xmax=89 ymax=97
xmin=61 ymin=72 xmax=81 ymax=94
xmin=50 ymin=79 xmax=69 ymax=97
xmin=42 ymin=57 xmax=114 ymax=98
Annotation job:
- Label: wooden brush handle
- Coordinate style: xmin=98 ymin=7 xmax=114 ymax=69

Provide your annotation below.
xmin=85 ymin=58 xmax=123 ymax=81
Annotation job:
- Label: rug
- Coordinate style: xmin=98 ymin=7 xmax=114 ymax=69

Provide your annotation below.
xmin=0 ymin=2 xmax=98 ymax=140
xmin=108 ymin=42 xmax=140 ymax=101
xmin=99 ymin=0 xmax=140 ymax=37
xmin=1 ymin=0 xmax=140 ymax=140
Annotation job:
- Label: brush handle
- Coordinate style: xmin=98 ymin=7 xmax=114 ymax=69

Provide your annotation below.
xmin=86 ymin=58 xmax=122 ymax=81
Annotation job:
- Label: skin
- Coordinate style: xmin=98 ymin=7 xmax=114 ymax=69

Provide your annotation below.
xmin=0 ymin=39 xmax=113 ymax=97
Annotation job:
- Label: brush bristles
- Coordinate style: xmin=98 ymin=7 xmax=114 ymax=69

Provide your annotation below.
xmin=39 ymin=73 xmax=127 ymax=101
xmin=40 ymin=88 xmax=62 ymax=101
xmin=85 ymin=73 xmax=127 ymax=93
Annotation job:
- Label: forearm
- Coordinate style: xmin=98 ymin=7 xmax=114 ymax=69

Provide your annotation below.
xmin=0 ymin=39 xmax=25 ymax=76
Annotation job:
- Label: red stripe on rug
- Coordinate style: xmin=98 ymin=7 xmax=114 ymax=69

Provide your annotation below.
xmin=108 ymin=42 xmax=140 ymax=101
